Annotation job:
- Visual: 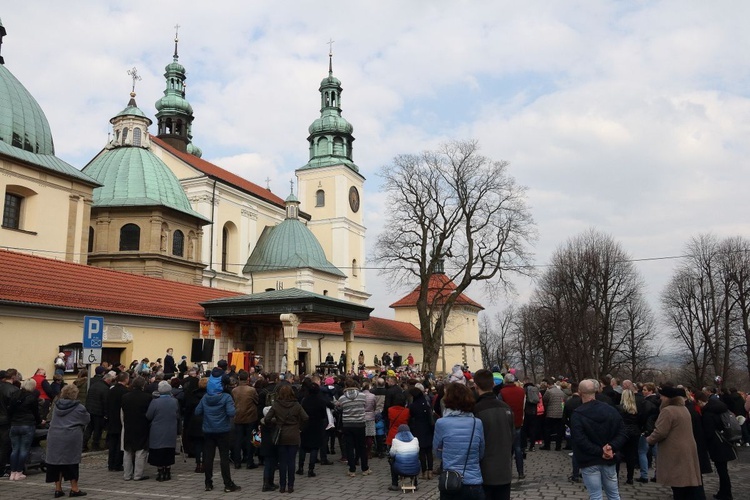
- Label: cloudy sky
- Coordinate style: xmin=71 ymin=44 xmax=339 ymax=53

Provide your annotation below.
xmin=4 ymin=2 xmax=750 ymax=333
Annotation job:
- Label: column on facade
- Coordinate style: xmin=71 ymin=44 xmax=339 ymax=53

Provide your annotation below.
xmin=280 ymin=313 xmax=301 ymax=372
xmin=341 ymin=321 xmax=355 ymax=374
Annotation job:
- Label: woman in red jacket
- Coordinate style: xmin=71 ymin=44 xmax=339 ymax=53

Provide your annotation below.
xmin=387 ymin=392 xmax=410 ymax=447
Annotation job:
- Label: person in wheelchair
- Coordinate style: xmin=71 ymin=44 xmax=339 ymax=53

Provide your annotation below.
xmin=388 ymin=424 xmax=420 ymax=491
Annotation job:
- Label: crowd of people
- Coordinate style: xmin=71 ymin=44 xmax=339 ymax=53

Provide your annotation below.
xmin=1 ymin=353 xmax=749 ymax=500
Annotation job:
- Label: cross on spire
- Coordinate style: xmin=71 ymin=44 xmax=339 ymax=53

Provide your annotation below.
xmin=173 ymin=23 xmax=180 ymax=59
xmin=327 ymin=38 xmax=335 ymax=75
xmin=265 ymin=177 xmax=271 ymax=190
xmin=289 ymin=179 xmax=295 ymax=194
xmin=127 ymin=67 xmax=141 ymax=96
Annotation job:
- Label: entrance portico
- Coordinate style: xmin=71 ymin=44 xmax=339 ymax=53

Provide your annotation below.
xmin=201 ymin=288 xmax=372 ymax=374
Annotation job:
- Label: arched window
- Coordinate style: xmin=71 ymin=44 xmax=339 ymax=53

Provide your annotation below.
xmin=222 ymin=226 xmax=229 ymax=272
xmin=352 ymin=259 xmax=358 ymax=277
xmin=172 ymin=230 xmax=184 ymax=257
xmin=119 ymin=223 xmax=140 ymax=251
xmin=333 ymin=137 xmax=344 ymax=156
xmin=88 ymin=226 xmax=94 ymax=253
xmin=132 ymin=128 xmax=141 ymax=147
xmin=122 ymin=127 xmax=129 ymax=143
xmin=315 ymin=189 xmax=325 ymax=207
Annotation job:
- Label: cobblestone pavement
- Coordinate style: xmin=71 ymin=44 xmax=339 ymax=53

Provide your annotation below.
xmin=1 ymin=445 xmax=748 ymax=499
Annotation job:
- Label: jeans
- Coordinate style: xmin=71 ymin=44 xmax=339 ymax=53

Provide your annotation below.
xmin=581 ymin=464 xmax=620 ymax=500
xmin=203 ymin=432 xmax=233 ymax=488
xmin=440 ymin=484 xmax=486 ymax=500
xmin=277 ymin=445 xmax=298 ymax=488
xmin=9 ymin=425 xmax=35 ymax=472
xmin=263 ymin=448 xmax=278 ymax=485
xmin=419 ymin=446 xmax=434 ymax=473
xmin=511 ymin=428 xmax=524 ymax=474
xmin=637 ymin=435 xmax=649 ymax=480
xmin=343 ymin=426 xmax=368 ymax=473
xmin=298 ymin=447 xmax=319 ymax=471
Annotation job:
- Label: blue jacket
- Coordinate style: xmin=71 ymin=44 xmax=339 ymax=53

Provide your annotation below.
xmin=194 ymin=391 xmax=235 ymax=434
xmin=433 ymin=412 xmax=484 ymax=485
xmin=390 ymin=430 xmax=421 ymax=476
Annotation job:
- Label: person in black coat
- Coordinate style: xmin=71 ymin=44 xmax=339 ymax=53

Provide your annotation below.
xmin=407 ymin=387 xmax=434 ymax=479
xmin=696 ymin=392 xmax=737 ymax=500
xmin=298 ymin=383 xmax=330 ymax=476
xmin=121 ymin=376 xmax=153 ymax=481
xmin=106 ymin=372 xmax=130 ymax=471
xmin=83 ymin=370 xmax=112 ymax=451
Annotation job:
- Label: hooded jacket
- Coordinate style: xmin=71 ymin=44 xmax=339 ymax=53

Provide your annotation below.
xmin=264 ymin=399 xmax=309 ymax=446
xmin=390 ymin=429 xmax=421 ymax=476
xmin=46 ymin=398 xmax=90 ymax=465
xmin=448 ymin=365 xmax=466 ymax=385
xmin=336 ymin=388 xmax=366 ymax=428
xmin=195 ymin=389 xmax=235 ymax=434
xmin=701 ymin=398 xmax=738 ymax=464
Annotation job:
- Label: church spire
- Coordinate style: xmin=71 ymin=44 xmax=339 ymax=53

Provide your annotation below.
xmin=299 ymin=47 xmax=359 ymax=173
xmin=155 ymin=26 xmax=196 ymax=154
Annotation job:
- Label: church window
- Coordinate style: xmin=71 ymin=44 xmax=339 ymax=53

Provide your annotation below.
xmin=133 ymin=128 xmax=141 ymax=146
xmin=352 ymin=259 xmax=358 ymax=277
xmin=325 ymin=91 xmax=331 ymax=107
xmin=122 ymin=127 xmax=129 ymax=143
xmin=172 ymin=230 xmax=184 ymax=257
xmin=315 ymin=189 xmax=325 ymax=207
xmin=119 ymin=223 xmax=140 ymax=251
xmin=333 ymin=137 xmax=344 ymax=156
xmin=2 ymin=192 xmax=22 ymax=229
xmin=175 ymin=120 xmax=182 ymax=135
xmin=88 ymin=227 xmax=94 ymax=253
xmin=222 ymin=226 xmax=229 ymax=272
xmin=166 ymin=118 xmax=173 ymax=134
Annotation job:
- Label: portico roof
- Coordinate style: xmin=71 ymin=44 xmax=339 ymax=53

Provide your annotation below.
xmin=200 ymin=288 xmax=372 ymax=324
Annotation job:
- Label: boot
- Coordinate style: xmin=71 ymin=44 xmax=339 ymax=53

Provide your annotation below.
xmin=165 ymin=467 xmax=171 ymax=481
xmin=427 ymin=470 xmax=433 ymax=480
xmin=296 ymin=460 xmax=304 ymax=475
xmin=308 ymin=467 xmax=316 ymax=478
xmin=156 ymin=468 xmax=164 ymax=482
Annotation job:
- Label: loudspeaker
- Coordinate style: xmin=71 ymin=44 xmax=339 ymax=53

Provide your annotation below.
xmin=201 ymin=339 xmax=215 ymax=362
xmin=190 ymin=339 xmax=203 ymax=363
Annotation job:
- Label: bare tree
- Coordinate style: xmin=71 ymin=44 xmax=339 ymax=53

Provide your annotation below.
xmin=373 ymin=140 xmax=535 ymax=373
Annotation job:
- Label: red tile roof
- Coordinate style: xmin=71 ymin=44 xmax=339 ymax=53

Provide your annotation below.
xmin=0 ymin=250 xmax=239 ymax=321
xmin=389 ymin=273 xmax=484 ymax=310
xmin=300 ymin=316 xmax=422 ymax=343
xmin=150 ymin=136 xmax=286 ymax=209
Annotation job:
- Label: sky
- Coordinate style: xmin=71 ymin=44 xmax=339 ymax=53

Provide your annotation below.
xmin=3 ymin=1 xmax=750 ymax=339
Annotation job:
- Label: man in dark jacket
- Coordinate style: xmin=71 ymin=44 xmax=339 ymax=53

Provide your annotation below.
xmin=382 ymin=376 xmax=403 ymax=425
xmin=106 ymin=372 xmax=130 ymax=471
xmin=83 ymin=368 xmax=112 ymax=451
xmin=571 ymin=379 xmax=627 ymax=500
xmin=473 ymin=369 xmax=514 ymax=500
xmin=0 ymin=370 xmax=20 ymax=476
xmin=499 ymin=374 xmax=526 ymax=480
xmin=697 ymin=393 xmax=737 ymax=500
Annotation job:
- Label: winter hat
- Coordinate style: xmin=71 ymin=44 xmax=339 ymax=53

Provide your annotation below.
xmin=95 ymin=366 xmax=107 ymax=375
xmin=158 ymin=380 xmax=172 ymax=394
xmin=397 ymin=424 xmax=410 ymax=433
xmin=181 ymin=355 xmax=187 ymax=360
xmin=58 ymin=352 xmax=65 ymax=358
xmin=217 ymin=359 xmax=228 ymax=369
xmin=325 ymin=377 xmax=335 ymax=386
xmin=659 ymin=386 xmax=686 ymax=398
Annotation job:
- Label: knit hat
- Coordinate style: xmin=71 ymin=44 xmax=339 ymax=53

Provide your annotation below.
xmin=325 ymin=377 xmax=335 ymax=386
xmin=95 ymin=366 xmax=107 ymax=375
xmin=397 ymin=424 xmax=410 ymax=433
xmin=158 ymin=380 xmax=172 ymax=394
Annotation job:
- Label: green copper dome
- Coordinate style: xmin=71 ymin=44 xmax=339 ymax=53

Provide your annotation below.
xmin=243 ymin=219 xmax=345 ymax=277
xmin=0 ymin=64 xmax=55 ymax=155
xmin=82 ymin=147 xmax=208 ymax=222
xmin=113 ymin=95 xmax=152 ymax=123
xmin=308 ymin=112 xmax=353 ymax=135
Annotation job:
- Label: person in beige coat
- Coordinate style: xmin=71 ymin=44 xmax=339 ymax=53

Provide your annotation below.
xmin=646 ymin=386 xmax=704 ymax=500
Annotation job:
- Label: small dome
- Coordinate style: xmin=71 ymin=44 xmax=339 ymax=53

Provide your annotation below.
xmin=155 ymin=93 xmax=193 ymax=114
xmin=83 ymin=147 xmax=207 ymax=222
xmin=112 ymin=95 xmax=152 ymax=124
xmin=320 ymin=74 xmax=341 ymax=88
xmin=0 ymin=64 xmax=54 ymax=155
xmin=165 ymin=60 xmax=185 ymax=75
xmin=308 ymin=113 xmax=353 ymax=135
xmin=243 ymin=218 xmax=346 ymax=277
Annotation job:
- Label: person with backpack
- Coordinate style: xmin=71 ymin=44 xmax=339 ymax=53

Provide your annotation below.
xmin=522 ymin=380 xmax=540 ymax=452
xmin=695 ymin=392 xmax=737 ymax=500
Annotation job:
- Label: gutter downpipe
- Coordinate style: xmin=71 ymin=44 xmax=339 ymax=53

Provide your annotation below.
xmin=208 ymin=179 xmax=217 ymax=288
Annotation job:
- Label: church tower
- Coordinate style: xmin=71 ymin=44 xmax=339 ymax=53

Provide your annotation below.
xmin=154 ymin=27 xmax=201 ymax=156
xmin=296 ymin=48 xmax=368 ymax=304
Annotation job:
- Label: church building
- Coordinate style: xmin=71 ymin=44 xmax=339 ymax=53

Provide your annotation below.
xmin=0 ymin=20 xmax=482 ymax=377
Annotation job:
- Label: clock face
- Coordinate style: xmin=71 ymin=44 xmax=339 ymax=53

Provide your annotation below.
xmin=349 ymin=186 xmax=360 ymax=213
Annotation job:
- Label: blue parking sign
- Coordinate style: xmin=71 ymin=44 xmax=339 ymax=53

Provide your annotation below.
xmin=83 ymin=316 xmax=104 ymax=348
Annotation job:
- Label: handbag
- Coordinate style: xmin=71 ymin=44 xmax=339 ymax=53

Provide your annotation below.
xmin=251 ymin=427 xmax=262 ymax=448
xmin=438 ymin=417 xmax=476 ymax=492
xmin=271 ymin=426 xmax=282 ymax=445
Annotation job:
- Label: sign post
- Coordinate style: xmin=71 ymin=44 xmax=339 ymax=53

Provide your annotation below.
xmin=83 ymin=316 xmax=104 ymax=389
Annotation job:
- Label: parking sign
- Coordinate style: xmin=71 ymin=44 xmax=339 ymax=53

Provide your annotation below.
xmin=83 ymin=316 xmax=104 ymax=348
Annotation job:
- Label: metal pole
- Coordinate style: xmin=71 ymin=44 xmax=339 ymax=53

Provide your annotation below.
xmin=441 ymin=312 xmax=446 ymax=375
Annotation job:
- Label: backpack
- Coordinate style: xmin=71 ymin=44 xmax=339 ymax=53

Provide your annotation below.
xmin=526 ymin=385 xmax=539 ymax=404
xmin=719 ymin=411 xmax=743 ymax=443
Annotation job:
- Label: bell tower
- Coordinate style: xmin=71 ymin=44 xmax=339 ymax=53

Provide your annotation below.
xmin=296 ymin=44 xmax=368 ymax=303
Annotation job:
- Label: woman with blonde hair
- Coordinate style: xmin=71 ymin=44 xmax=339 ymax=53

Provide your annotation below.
xmin=616 ymin=389 xmax=642 ymax=485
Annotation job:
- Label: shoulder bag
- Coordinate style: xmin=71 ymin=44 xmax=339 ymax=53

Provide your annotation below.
xmin=438 ymin=416 xmax=476 ymax=492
